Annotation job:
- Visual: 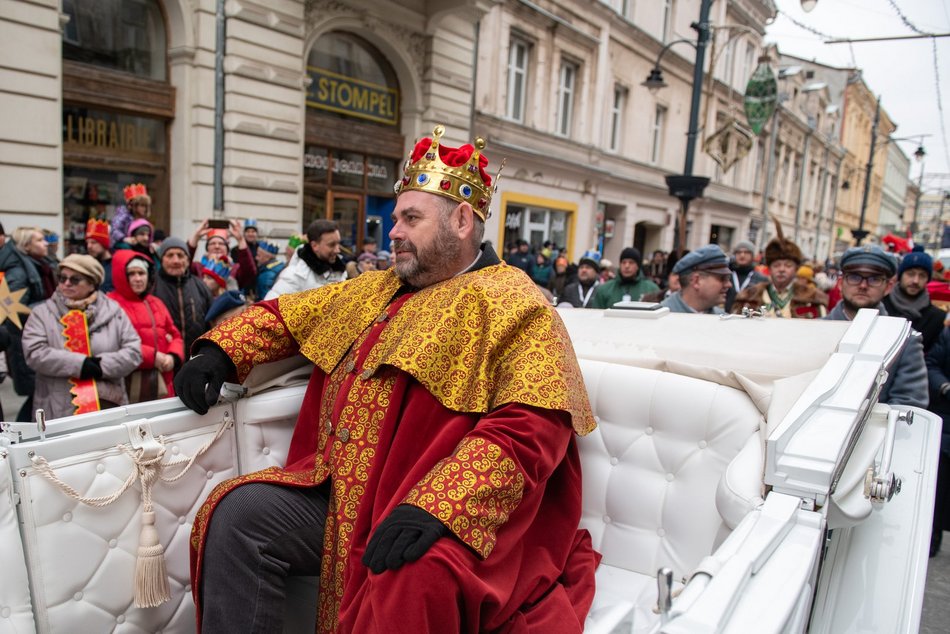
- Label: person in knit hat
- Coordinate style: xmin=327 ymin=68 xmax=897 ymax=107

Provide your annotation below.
xmin=591 ymin=246 xmax=660 ymax=308
xmin=732 ymin=220 xmax=827 ymax=318
xmin=884 ymin=248 xmax=945 ymax=352
xmin=151 ymin=236 xmax=214 ymax=353
xmin=725 ymin=240 xmax=767 ymax=312
xmin=85 ymin=217 xmax=114 ymax=293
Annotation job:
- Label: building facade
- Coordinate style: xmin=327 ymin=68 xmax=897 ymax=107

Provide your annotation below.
xmin=3 ymin=0 xmax=790 ymax=264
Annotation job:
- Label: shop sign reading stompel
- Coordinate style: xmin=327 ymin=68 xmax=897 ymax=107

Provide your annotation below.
xmin=306 ymin=66 xmax=399 ymax=125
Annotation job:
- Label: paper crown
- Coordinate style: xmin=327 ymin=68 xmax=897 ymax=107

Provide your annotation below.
xmin=199 ymin=255 xmax=231 ymax=288
xmin=393 ymin=124 xmax=504 ymax=221
xmin=123 ymin=183 xmax=149 ymax=203
xmin=258 ymin=240 xmax=279 ymax=255
xmin=85 ymin=218 xmax=110 ymax=248
xmin=206 ymin=229 xmax=229 ymax=244
xmin=44 ymin=232 xmax=59 ymax=243
xmin=287 ymin=234 xmax=306 ymax=249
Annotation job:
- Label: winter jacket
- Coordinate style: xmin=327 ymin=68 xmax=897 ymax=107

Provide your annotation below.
xmin=725 ymin=263 xmax=769 ymax=312
xmin=925 ymin=327 xmax=950 ymax=432
xmin=882 ymin=293 xmax=946 ymax=353
xmin=153 ymin=266 xmax=214 ymax=354
xmin=264 ymin=245 xmax=347 ymax=299
xmin=732 ymin=280 xmax=828 ymax=318
xmin=255 ymin=257 xmax=286 ymax=300
xmin=21 ymin=291 xmax=141 ymax=420
xmin=825 ymin=302 xmax=928 ymax=408
xmin=591 ymin=271 xmax=660 ymax=309
xmin=107 ymin=251 xmax=184 ymax=398
xmin=0 ymin=241 xmax=45 ymax=397
xmin=110 ymin=204 xmax=133 ymax=247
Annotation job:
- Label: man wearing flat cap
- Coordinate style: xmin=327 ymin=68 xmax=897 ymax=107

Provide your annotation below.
xmin=174 ymin=124 xmax=597 ymax=632
xmin=661 ymin=244 xmax=733 ymax=314
xmin=591 ymin=246 xmax=659 ymax=308
xmin=732 ymin=221 xmax=827 ymax=318
xmin=825 ymin=244 xmax=927 ymax=407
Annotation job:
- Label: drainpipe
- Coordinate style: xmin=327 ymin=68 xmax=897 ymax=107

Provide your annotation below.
xmin=814 ymin=143 xmax=831 ymax=261
xmin=827 ymin=154 xmax=844 ymax=261
xmin=213 ymin=0 xmax=226 ymax=217
xmin=793 ymin=129 xmax=812 ymax=244
xmin=758 ymin=106 xmax=780 ymax=251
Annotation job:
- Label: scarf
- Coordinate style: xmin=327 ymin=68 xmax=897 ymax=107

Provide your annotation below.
xmin=887 ymin=284 xmax=930 ymax=320
xmin=64 ymin=290 xmax=98 ymax=311
xmin=298 ymin=244 xmax=346 ymax=276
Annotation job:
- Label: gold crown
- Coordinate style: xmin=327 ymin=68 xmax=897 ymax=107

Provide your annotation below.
xmin=394 ymin=124 xmax=504 ymax=220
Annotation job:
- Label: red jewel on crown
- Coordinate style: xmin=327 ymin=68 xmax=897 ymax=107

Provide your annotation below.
xmin=402 ymin=177 xmax=410 ymax=185
xmin=440 ymin=179 xmax=452 ymax=190
xmin=477 ymin=198 xmax=487 ymax=209
xmin=426 ymin=152 xmax=436 ymax=160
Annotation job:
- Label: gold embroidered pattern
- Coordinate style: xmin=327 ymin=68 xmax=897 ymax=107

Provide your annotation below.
xmin=277 ymin=266 xmax=594 ymax=435
xmin=404 ymin=436 xmax=524 ymax=559
xmin=200 ymin=306 xmax=296 ymax=382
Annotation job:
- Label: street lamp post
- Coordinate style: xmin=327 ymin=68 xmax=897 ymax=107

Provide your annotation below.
xmin=643 ymin=0 xmax=714 ymax=254
xmin=853 ymin=96 xmax=880 ymax=245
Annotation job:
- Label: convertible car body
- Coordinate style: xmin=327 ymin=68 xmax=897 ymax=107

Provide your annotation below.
xmin=0 ymin=307 xmax=940 ymax=633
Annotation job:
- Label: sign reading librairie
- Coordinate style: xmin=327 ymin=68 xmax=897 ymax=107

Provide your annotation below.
xmin=306 ymin=67 xmax=399 ymax=125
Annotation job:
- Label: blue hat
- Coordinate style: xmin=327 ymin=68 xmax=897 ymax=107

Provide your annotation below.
xmin=581 ymin=249 xmax=601 ymax=264
xmin=839 ymin=245 xmax=897 ymax=276
xmin=673 ymin=244 xmax=731 ymax=276
xmin=258 ymin=240 xmax=279 ymax=255
xmin=205 ymin=290 xmax=246 ymax=323
xmin=243 ymin=218 xmax=258 ymax=230
xmin=45 ymin=232 xmax=59 ymax=243
xmin=898 ymin=250 xmax=933 ymax=280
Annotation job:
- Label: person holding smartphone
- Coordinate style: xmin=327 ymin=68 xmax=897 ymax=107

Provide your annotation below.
xmin=187 ymin=218 xmax=258 ymax=293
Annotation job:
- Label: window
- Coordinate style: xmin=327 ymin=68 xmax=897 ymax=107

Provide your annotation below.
xmin=504 ymin=205 xmax=571 ymax=251
xmin=662 ymin=0 xmax=674 ymax=43
xmin=507 ymin=38 xmax=530 ymax=122
xmin=556 ymin=60 xmax=578 ymax=137
xmin=651 ymin=105 xmax=666 ymax=164
xmin=609 ymin=85 xmax=626 ymax=152
xmin=743 ymin=42 xmax=756 ymax=85
xmin=721 ymin=39 xmax=735 ymax=87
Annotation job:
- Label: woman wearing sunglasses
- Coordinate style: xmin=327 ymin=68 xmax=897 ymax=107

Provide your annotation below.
xmin=21 ymin=254 xmax=142 ymax=420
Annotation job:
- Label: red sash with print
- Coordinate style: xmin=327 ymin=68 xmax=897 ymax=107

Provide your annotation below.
xmin=60 ymin=309 xmax=100 ymax=415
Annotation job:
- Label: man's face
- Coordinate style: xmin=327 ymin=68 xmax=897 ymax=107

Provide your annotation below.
xmin=85 ymin=239 xmax=105 ymax=258
xmin=734 ymin=249 xmax=753 ymax=266
xmin=244 ymin=227 xmax=258 ymax=243
xmin=206 ymin=237 xmax=229 ymax=258
xmin=899 ymin=268 xmax=929 ymax=297
xmin=694 ymin=271 xmax=732 ymax=309
xmin=310 ymin=230 xmax=342 ymax=262
xmin=389 ymin=191 xmax=461 ymax=288
xmin=619 ymin=258 xmax=639 ymax=279
xmin=841 ymin=266 xmax=894 ymax=310
xmin=769 ymin=259 xmax=798 ymax=289
xmin=362 ymin=241 xmax=377 ymax=255
xmin=518 ymin=243 xmax=529 ymax=254
xmin=577 ymin=263 xmax=597 ymax=283
xmin=27 ymin=231 xmax=47 ymax=258
xmin=161 ymin=249 xmax=189 ymax=277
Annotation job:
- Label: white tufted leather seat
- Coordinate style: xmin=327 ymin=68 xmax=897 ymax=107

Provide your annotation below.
xmin=577 ymin=359 xmax=764 ymax=633
xmin=0 ymin=450 xmax=36 ymax=633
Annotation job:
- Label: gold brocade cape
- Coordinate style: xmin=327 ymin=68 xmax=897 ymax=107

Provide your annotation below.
xmin=273 ymin=263 xmax=595 ymax=435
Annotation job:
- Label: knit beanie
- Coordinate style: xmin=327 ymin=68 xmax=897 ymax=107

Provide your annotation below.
xmin=157 ymin=236 xmax=189 ymax=259
xmin=898 ymin=250 xmax=933 ymax=281
xmin=619 ymin=247 xmax=642 ymax=265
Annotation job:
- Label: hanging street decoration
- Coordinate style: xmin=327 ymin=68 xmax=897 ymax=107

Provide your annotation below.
xmin=704 ymin=117 xmax=755 ymax=173
xmin=0 ymin=272 xmax=31 ymax=329
xmin=744 ymin=58 xmax=778 ymax=135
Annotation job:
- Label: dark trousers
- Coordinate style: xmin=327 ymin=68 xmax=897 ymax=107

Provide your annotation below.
xmin=201 ymin=482 xmax=330 ymax=633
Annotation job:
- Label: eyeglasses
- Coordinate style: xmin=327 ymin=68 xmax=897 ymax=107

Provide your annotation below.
xmin=58 ymin=274 xmax=88 ymax=286
xmin=843 ymin=273 xmax=888 ymax=287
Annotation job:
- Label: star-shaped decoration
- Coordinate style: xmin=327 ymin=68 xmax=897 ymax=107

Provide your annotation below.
xmin=0 ymin=272 xmax=31 ymax=329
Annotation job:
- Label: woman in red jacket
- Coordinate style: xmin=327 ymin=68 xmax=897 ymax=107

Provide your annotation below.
xmin=108 ymin=250 xmax=184 ymax=401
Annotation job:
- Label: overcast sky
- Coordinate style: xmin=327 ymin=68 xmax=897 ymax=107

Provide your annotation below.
xmin=765 ymin=0 xmax=950 ymax=193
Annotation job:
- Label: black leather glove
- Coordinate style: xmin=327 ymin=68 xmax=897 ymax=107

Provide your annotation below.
xmin=79 ymin=356 xmax=103 ymax=380
xmin=173 ymin=344 xmax=235 ymax=415
xmin=362 ymin=505 xmax=450 ymax=574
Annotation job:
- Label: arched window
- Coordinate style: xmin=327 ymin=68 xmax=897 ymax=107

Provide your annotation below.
xmin=62 ymin=0 xmax=167 ymax=80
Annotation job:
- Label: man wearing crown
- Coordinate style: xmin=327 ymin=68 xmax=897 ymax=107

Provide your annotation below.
xmin=174 ymin=125 xmax=598 ymax=633
xmin=111 ymin=183 xmax=151 ymax=247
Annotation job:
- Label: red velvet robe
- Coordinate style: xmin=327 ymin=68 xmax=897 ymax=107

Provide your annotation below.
xmin=190 ymin=264 xmax=598 ymax=633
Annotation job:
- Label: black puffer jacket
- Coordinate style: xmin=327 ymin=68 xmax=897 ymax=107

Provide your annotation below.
xmin=0 ymin=240 xmax=46 ymax=396
xmin=153 ymin=268 xmax=214 ymax=355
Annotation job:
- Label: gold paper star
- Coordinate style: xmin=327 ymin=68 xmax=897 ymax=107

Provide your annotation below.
xmin=0 ymin=272 xmax=31 ymax=329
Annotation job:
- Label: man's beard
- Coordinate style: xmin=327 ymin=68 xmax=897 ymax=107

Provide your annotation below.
xmin=392 ymin=219 xmax=462 ymax=288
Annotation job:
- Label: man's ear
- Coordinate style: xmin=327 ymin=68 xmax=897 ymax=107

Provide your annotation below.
xmin=455 ymin=202 xmax=476 ymax=241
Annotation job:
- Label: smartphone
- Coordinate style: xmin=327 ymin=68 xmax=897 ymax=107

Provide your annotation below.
xmin=207 ymin=218 xmax=230 ymax=230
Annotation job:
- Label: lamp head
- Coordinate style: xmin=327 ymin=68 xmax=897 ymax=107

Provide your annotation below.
xmin=642 ymin=68 xmax=667 ymax=94
xmin=801 ymin=0 xmax=818 ymax=11
xmin=914 ymin=145 xmax=926 ymax=162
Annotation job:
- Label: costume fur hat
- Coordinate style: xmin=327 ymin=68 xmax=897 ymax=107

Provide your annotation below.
xmin=764 ymin=219 xmax=803 ymax=266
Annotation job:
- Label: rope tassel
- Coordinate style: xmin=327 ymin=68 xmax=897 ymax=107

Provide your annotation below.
xmin=134 ymin=510 xmax=171 ymax=607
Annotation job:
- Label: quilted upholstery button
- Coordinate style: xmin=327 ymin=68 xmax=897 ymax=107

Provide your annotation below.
xmin=338 ymin=428 xmax=350 ymax=443
xmin=172 ymin=446 xmax=180 ymax=455
xmin=345 ymin=359 xmax=355 ymax=373
xmin=645 ymin=427 xmax=654 ymax=435
xmin=108 ymin=539 xmax=117 ymax=548
xmin=63 ymin=512 xmax=72 ymax=522
xmin=179 ymin=516 xmax=186 ymax=525
xmin=698 ymin=440 xmax=707 ymax=449
xmin=1 ymin=607 xmax=9 ymax=618
xmin=96 ymin=464 xmax=105 ymax=474
xmin=603 ymin=515 xmax=611 ymax=524
xmin=657 ymin=528 xmax=666 ymax=537
xmin=609 ymin=457 xmax=618 ymax=466
xmin=666 ymin=473 xmax=674 ymax=482
xmin=116 ymin=615 xmax=125 ymax=624
xmin=206 ymin=471 xmax=214 ymax=479
xmin=594 ymin=415 xmax=601 ymax=423
xmin=185 ymin=584 xmax=192 ymax=593
xmin=361 ymin=369 xmax=373 ymax=380
xmin=73 ymin=592 xmax=83 ymax=601
xmin=262 ymin=447 xmax=270 ymax=455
